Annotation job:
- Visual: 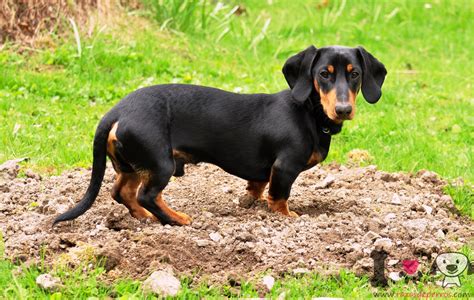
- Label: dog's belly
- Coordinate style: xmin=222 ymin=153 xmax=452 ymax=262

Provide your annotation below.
xmin=171 ymin=142 xmax=273 ymax=182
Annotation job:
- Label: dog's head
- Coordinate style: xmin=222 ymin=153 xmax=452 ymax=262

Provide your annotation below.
xmin=435 ymin=252 xmax=472 ymax=277
xmin=282 ymin=45 xmax=387 ymax=123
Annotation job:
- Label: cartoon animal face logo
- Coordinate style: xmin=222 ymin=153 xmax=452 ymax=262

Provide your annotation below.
xmin=435 ymin=252 xmax=472 ymax=287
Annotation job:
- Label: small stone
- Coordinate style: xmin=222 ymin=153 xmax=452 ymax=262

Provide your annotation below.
xmin=196 ymin=239 xmax=212 ymax=247
xmin=402 ymin=219 xmax=428 ymax=237
xmin=383 ymin=213 xmax=396 ymax=223
xmin=374 ymin=238 xmax=393 ymax=251
xmin=422 ymin=204 xmax=433 ymax=215
xmin=142 ymin=270 xmax=181 ymax=296
xmin=388 ymin=259 xmax=399 ymax=266
xmin=434 ymin=229 xmax=445 ymax=240
xmin=362 ymin=231 xmax=381 ymax=243
xmin=36 ymin=274 xmax=62 ymax=291
xmin=209 ymin=232 xmax=222 ymax=242
xmin=262 ymin=275 xmax=275 ymax=290
xmin=315 ymin=174 xmax=336 ymax=189
xmin=222 ymin=186 xmax=233 ymax=194
xmin=391 ymin=194 xmax=402 ymax=205
xmin=292 ymin=268 xmax=310 ymax=276
xmin=388 ymin=272 xmax=402 ymax=282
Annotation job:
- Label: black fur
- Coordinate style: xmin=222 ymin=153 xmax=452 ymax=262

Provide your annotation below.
xmin=54 ymin=45 xmax=387 ymax=225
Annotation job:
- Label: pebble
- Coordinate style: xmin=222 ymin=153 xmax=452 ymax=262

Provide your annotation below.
xmin=422 ymin=204 xmax=433 ymax=215
xmin=36 ymin=274 xmax=62 ymax=291
xmin=209 ymin=232 xmax=222 ymax=242
xmin=388 ymin=272 xmax=402 ymax=282
xmin=196 ymin=239 xmax=212 ymax=247
xmin=142 ymin=270 xmax=181 ymax=296
xmin=262 ymin=275 xmax=275 ymax=290
xmin=391 ymin=194 xmax=402 ymax=205
xmin=292 ymin=268 xmax=310 ymax=276
xmin=374 ymin=238 xmax=393 ymax=251
xmin=315 ymin=174 xmax=336 ymax=189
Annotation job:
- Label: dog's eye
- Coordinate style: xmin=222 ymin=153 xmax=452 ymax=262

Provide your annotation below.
xmin=456 ymin=259 xmax=459 ymax=264
xmin=443 ymin=260 xmax=446 ymax=264
xmin=320 ymin=71 xmax=329 ymax=79
xmin=351 ymin=71 xmax=360 ymax=79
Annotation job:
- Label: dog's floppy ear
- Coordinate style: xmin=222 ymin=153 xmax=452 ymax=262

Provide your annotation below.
xmin=282 ymin=45 xmax=318 ymax=104
xmin=357 ymin=46 xmax=387 ymax=104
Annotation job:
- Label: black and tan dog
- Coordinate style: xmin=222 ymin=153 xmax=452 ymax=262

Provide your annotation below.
xmin=54 ymin=45 xmax=386 ymax=226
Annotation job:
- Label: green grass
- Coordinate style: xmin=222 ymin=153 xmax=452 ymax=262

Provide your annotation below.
xmin=1 ymin=259 xmax=473 ymax=299
xmin=1 ymin=0 xmax=473 ymax=298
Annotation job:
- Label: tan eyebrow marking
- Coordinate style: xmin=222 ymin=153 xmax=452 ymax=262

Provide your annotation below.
xmin=347 ymin=64 xmax=353 ymax=72
xmin=327 ymin=65 xmax=334 ymax=73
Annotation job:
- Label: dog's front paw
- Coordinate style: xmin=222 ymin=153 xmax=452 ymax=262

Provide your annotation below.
xmin=238 ymin=194 xmax=257 ymax=208
xmin=288 ymin=210 xmax=299 ymax=217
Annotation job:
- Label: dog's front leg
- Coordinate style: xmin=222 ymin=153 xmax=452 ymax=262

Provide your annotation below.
xmin=266 ymin=162 xmax=300 ymax=217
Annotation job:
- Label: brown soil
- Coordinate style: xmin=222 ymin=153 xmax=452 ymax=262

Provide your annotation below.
xmin=0 ymin=162 xmax=472 ymax=283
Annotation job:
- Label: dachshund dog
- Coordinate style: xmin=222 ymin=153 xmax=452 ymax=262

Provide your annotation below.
xmin=54 ymin=45 xmax=387 ymax=226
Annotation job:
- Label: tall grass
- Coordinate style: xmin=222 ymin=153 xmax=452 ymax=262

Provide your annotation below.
xmin=140 ymin=0 xmax=239 ymax=34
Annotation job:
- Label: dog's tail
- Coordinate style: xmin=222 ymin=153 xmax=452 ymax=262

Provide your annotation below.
xmin=53 ymin=113 xmax=117 ymax=226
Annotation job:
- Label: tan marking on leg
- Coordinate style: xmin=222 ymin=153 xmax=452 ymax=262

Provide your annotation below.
xmin=267 ymin=195 xmax=298 ymax=217
xmin=306 ymin=151 xmax=323 ymax=168
xmin=327 ymin=65 xmax=334 ymax=73
xmin=155 ymin=192 xmax=192 ymax=225
xmin=246 ymin=181 xmax=268 ymax=200
xmin=112 ymin=172 xmax=156 ymax=220
xmin=347 ymin=64 xmax=353 ymax=72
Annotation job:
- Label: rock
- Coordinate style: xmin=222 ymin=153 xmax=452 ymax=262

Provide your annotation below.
xmin=315 ymin=174 xmax=336 ymax=189
xmin=383 ymin=213 xmax=396 ymax=223
xmin=422 ymin=204 xmax=433 ymax=215
xmin=374 ymin=238 xmax=393 ymax=251
xmin=362 ymin=231 xmax=381 ymax=243
xmin=209 ymin=232 xmax=222 ymax=242
xmin=222 ymin=186 xmax=233 ymax=194
xmin=196 ymin=239 xmax=212 ymax=247
xmin=262 ymin=275 xmax=275 ymax=290
xmin=391 ymin=194 xmax=402 ymax=205
xmin=402 ymin=219 xmax=428 ymax=237
xmin=388 ymin=272 xmax=402 ymax=282
xmin=388 ymin=259 xmax=399 ymax=266
xmin=434 ymin=229 xmax=445 ymax=240
xmin=36 ymin=274 xmax=62 ymax=291
xmin=292 ymin=268 xmax=310 ymax=276
xmin=142 ymin=270 xmax=181 ymax=296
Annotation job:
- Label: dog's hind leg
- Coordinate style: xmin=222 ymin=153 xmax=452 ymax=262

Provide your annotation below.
xmin=110 ymin=172 xmax=156 ymax=220
xmin=137 ymin=162 xmax=192 ymax=226
xmin=107 ymin=122 xmax=156 ymax=220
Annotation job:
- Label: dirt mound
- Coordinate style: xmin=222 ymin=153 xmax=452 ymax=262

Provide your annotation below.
xmin=0 ymin=0 xmax=140 ymax=46
xmin=0 ymin=162 xmax=472 ymax=283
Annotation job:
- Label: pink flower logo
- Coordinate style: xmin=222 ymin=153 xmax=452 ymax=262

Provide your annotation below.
xmin=402 ymin=260 xmax=419 ymax=275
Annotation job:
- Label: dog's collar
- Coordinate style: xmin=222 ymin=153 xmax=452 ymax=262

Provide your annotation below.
xmin=306 ymin=95 xmax=343 ymax=136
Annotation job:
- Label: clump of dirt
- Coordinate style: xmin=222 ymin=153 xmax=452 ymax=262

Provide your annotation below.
xmin=0 ymin=161 xmax=472 ymax=284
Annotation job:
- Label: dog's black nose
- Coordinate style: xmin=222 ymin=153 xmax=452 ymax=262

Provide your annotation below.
xmin=335 ymin=104 xmax=352 ymax=116
xmin=446 ymin=264 xmax=458 ymax=272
